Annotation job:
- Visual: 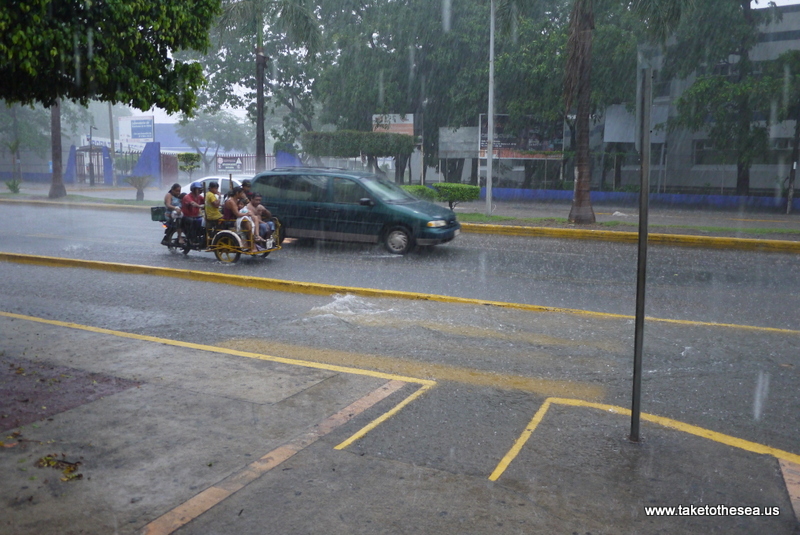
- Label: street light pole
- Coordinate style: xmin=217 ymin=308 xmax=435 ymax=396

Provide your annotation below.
xmin=486 ymin=0 xmax=495 ymax=216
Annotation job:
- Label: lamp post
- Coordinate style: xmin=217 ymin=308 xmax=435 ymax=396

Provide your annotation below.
xmin=486 ymin=0 xmax=495 ymax=216
xmin=88 ymin=125 xmax=97 ymax=187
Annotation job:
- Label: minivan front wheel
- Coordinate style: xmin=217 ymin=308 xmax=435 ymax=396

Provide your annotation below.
xmin=384 ymin=226 xmax=413 ymax=255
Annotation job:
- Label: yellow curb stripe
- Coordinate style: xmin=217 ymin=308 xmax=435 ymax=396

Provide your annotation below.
xmin=0 ymin=310 xmax=434 ymax=386
xmin=143 ymin=379 xmax=405 ymax=535
xmin=488 ymin=399 xmax=552 ymax=481
xmin=3 ymin=253 xmax=798 ymax=336
xmin=460 ymin=223 xmax=800 ymax=253
xmin=335 ymin=382 xmax=435 ymax=450
xmin=490 ymin=397 xmax=800 ymax=482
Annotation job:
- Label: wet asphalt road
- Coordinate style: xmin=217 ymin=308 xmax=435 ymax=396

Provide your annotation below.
xmin=1 ymin=203 xmax=799 ymax=329
xmin=2 ymin=203 xmax=800 ymax=533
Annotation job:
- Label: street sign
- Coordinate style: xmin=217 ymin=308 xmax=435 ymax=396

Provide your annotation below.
xmin=217 ymin=156 xmax=243 ymax=171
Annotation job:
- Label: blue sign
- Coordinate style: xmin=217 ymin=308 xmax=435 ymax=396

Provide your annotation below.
xmin=131 ymin=118 xmax=154 ymax=140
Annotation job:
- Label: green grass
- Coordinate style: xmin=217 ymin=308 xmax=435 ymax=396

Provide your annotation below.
xmin=0 ymin=192 xmax=159 ymax=206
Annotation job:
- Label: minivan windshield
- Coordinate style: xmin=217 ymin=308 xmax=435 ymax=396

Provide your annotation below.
xmin=360 ymin=176 xmax=418 ymax=204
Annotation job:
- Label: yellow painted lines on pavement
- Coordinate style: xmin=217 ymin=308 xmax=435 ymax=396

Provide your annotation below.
xmin=225 ymin=339 xmax=605 ymax=401
xmin=0 ymin=310 xmax=435 ymax=388
xmin=489 ymin=397 xmax=800 ymax=482
xmin=460 ymin=223 xmax=800 ymax=253
xmin=322 ymin=316 xmax=625 ymax=353
xmin=143 ymin=379 xmax=407 ymax=535
xmin=336 ymin=382 xmax=436 ymax=450
xmin=3 ymin=252 xmax=800 ymax=337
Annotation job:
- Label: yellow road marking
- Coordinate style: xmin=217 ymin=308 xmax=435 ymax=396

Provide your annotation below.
xmin=0 ymin=310 xmax=434 ymax=387
xmin=336 ymin=383 xmax=435 ymax=450
xmin=226 ymin=339 xmax=605 ymax=400
xmin=489 ymin=397 xmax=800 ymax=481
xmin=2 ymin=252 xmax=798 ymax=336
xmin=143 ymin=380 xmax=407 ymax=535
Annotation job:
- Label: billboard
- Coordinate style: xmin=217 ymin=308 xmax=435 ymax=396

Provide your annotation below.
xmin=118 ymin=116 xmax=154 ymax=149
xmin=479 ymin=114 xmax=563 ymax=159
xmin=372 ymin=114 xmax=415 ymax=137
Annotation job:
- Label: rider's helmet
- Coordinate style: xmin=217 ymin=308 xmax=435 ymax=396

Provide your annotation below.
xmin=190 ymin=181 xmax=202 ymax=191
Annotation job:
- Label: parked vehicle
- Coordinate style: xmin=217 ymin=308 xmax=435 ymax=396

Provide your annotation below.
xmin=180 ymin=175 xmax=251 ymax=196
xmin=251 ymin=167 xmax=460 ymax=254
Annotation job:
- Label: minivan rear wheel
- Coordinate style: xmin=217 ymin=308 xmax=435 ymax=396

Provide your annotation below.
xmin=384 ymin=226 xmax=413 ymax=255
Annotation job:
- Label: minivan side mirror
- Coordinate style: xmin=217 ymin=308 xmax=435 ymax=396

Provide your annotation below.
xmin=359 ymin=197 xmax=374 ymax=207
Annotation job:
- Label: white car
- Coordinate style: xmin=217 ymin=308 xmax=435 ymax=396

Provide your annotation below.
xmin=180 ymin=175 xmax=251 ymax=196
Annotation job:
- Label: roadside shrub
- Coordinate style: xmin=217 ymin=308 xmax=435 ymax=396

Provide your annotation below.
xmin=430 ymin=183 xmax=480 ymax=209
xmin=123 ymin=175 xmax=154 ymax=201
xmin=5 ymin=179 xmax=21 ymax=194
xmin=402 ymin=185 xmax=438 ymax=202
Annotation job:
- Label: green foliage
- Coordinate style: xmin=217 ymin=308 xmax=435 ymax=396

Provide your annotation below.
xmin=430 ymin=183 xmax=480 ymax=210
xmin=402 ymin=185 xmax=438 ymax=202
xmin=0 ymin=0 xmax=220 ymax=114
xmin=5 ymin=179 xmax=21 ymax=193
xmin=273 ymin=141 xmax=298 ymax=155
xmin=302 ymin=131 xmax=415 ymax=158
xmin=176 ymin=112 xmax=253 ymax=172
xmin=177 ymin=153 xmax=202 ymax=180
xmin=662 ymin=0 xmax=772 ymax=195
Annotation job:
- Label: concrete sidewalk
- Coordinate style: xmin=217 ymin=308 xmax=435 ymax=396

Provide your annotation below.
xmin=2 ymin=312 xmax=799 ymax=535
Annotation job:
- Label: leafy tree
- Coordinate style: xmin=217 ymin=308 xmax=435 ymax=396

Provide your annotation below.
xmin=1 ymin=0 xmax=220 ymax=197
xmin=0 ymin=0 xmax=219 ymax=111
xmin=212 ymin=0 xmax=321 ymax=172
xmin=177 ymin=153 xmax=203 ymax=180
xmin=661 ymin=0 xmax=774 ymax=195
xmin=769 ymin=50 xmax=800 ymax=213
xmin=176 ymin=111 xmax=254 ymax=173
xmin=0 ymin=102 xmax=50 ymax=181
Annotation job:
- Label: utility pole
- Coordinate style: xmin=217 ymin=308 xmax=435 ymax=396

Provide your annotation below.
xmin=485 ymin=0 xmax=495 ymax=216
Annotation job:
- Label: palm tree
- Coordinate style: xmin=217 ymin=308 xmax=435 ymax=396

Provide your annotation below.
xmin=218 ymin=0 xmax=320 ymax=172
xmin=562 ymin=0 xmax=692 ymax=224
xmin=564 ymin=0 xmax=595 ymax=224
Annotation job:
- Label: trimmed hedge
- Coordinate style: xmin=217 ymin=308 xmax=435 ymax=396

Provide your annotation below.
xmin=402 ymin=183 xmax=480 ymax=209
xmin=431 ymin=183 xmax=480 ymax=209
xmin=302 ymin=130 xmax=415 ymax=158
xmin=402 ymin=185 xmax=438 ymax=202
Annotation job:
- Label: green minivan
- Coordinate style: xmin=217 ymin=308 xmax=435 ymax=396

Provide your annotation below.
xmin=251 ymin=168 xmax=461 ymax=254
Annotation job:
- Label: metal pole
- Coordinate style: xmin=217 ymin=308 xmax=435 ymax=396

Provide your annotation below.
xmin=88 ymin=126 xmax=95 ymax=187
xmin=630 ymin=67 xmax=652 ymax=443
xmin=485 ymin=0 xmax=495 ymax=216
xmin=108 ymin=103 xmax=116 ymax=186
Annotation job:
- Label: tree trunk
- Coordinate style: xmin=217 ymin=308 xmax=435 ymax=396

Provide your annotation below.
xmin=470 ymin=158 xmax=479 ymax=185
xmin=255 ymin=49 xmax=267 ymax=173
xmin=568 ymin=14 xmax=595 ymax=221
xmin=787 ymin=103 xmax=800 ymax=214
xmin=394 ymin=153 xmax=409 ymax=184
xmin=49 ymin=99 xmax=66 ymax=199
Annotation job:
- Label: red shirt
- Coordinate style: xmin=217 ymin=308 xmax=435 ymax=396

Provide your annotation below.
xmin=181 ymin=192 xmax=204 ymax=218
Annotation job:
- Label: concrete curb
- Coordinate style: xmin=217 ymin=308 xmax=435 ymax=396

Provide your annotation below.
xmin=3 ymin=197 xmax=798 ymax=253
xmin=460 ymin=223 xmax=800 ymax=253
xmin=3 ymin=252 xmax=800 ymax=337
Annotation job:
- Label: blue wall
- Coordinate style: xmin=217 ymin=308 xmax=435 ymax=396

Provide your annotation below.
xmin=481 ymin=188 xmax=800 ymax=211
